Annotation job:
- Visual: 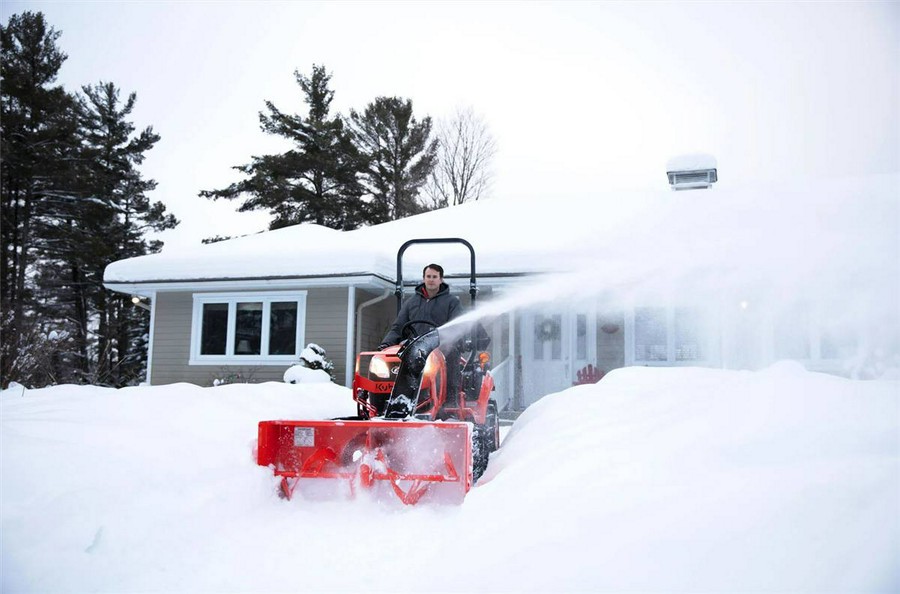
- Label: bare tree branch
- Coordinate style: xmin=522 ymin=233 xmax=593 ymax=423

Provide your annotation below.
xmin=425 ymin=107 xmax=496 ymax=209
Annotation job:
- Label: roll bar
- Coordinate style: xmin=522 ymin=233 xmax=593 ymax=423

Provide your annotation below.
xmin=395 ymin=238 xmax=477 ymax=314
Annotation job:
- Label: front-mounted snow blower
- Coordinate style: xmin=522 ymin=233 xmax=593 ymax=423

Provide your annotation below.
xmin=257 ymin=238 xmax=500 ymax=505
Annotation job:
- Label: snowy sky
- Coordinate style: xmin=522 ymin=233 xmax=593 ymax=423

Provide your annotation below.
xmin=2 ymin=1 xmax=898 ymax=250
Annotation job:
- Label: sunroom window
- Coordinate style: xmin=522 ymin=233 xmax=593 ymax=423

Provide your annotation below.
xmin=632 ymin=306 xmax=706 ymax=364
xmin=190 ymin=291 xmax=306 ymax=364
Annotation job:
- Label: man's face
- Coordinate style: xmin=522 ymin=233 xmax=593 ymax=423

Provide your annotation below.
xmin=423 ymin=267 xmax=442 ymax=293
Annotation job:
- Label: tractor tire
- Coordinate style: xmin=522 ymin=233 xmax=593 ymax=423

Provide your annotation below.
xmin=472 ymin=400 xmax=500 ymax=483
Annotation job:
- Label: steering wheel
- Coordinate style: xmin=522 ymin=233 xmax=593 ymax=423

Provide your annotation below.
xmin=400 ymin=318 xmax=439 ymax=342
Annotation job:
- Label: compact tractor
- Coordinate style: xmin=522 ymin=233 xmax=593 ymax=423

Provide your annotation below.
xmin=256 ymin=239 xmax=501 ymax=505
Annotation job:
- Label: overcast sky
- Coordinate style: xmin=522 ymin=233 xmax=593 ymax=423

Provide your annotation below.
xmin=3 ymin=1 xmax=898 ymax=251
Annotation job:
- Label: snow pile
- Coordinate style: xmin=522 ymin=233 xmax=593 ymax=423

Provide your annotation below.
xmin=282 ymin=365 xmax=331 ymax=384
xmin=1 ymin=366 xmax=897 ymax=592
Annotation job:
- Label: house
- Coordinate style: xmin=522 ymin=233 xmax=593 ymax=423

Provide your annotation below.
xmin=103 ymin=170 xmax=899 ymax=408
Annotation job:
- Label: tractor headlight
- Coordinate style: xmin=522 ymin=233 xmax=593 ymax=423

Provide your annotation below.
xmin=369 ymin=356 xmax=391 ymax=379
xmin=423 ymin=351 xmax=437 ymax=377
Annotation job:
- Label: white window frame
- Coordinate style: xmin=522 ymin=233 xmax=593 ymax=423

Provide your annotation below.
xmin=189 ymin=291 xmax=307 ymax=365
xmin=625 ymin=305 xmax=711 ymax=366
xmin=764 ymin=301 xmax=861 ymax=368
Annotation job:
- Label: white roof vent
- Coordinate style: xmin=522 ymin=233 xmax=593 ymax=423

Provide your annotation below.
xmin=666 ymin=153 xmax=717 ymax=190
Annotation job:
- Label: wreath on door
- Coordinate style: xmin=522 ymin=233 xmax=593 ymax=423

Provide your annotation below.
xmin=535 ymin=318 xmax=561 ymax=342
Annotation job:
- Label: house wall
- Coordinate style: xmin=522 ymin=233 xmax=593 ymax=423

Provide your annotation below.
xmin=359 ymin=295 xmax=395 ymax=352
xmin=150 ymin=288 xmax=354 ymax=386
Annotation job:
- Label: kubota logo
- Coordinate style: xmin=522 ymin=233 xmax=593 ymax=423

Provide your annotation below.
xmin=375 ymin=382 xmax=392 ymax=392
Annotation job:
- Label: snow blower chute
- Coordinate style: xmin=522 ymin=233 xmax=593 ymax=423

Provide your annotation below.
xmin=257 ymin=238 xmax=500 ymax=505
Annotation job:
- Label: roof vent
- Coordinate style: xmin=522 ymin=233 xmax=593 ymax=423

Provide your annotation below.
xmin=666 ymin=153 xmax=717 ymax=190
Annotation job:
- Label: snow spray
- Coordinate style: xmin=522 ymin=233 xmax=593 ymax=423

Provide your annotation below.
xmin=438 ymin=173 xmax=899 ymax=376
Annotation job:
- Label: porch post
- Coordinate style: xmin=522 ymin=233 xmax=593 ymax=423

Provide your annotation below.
xmin=145 ymin=291 xmax=157 ymax=386
xmin=509 ymin=309 xmax=520 ymax=410
xmin=345 ymin=286 xmax=356 ymax=387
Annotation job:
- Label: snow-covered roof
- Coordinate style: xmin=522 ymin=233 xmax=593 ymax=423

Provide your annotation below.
xmin=666 ymin=152 xmax=718 ymax=172
xmin=104 ymin=187 xmax=650 ymax=288
xmin=104 ymin=174 xmax=899 ymax=301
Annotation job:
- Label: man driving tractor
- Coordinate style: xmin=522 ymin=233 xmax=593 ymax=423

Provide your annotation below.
xmin=378 ymin=263 xmax=463 ymax=405
xmin=378 ymin=263 xmax=461 ymax=349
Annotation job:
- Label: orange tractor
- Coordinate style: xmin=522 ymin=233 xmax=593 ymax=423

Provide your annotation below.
xmin=257 ymin=239 xmax=501 ymax=504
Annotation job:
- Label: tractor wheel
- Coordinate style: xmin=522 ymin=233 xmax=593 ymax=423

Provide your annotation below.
xmin=472 ymin=400 xmax=500 ymax=482
xmin=485 ymin=400 xmax=500 ymax=453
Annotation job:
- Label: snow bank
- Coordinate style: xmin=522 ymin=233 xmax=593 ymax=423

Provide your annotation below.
xmin=1 ymin=367 xmax=897 ymax=592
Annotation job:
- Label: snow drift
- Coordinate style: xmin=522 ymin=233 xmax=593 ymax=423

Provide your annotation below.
xmin=2 ymin=365 xmax=897 ymax=592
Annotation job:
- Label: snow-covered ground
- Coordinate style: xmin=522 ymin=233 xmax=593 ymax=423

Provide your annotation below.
xmin=2 ymin=365 xmax=897 ymax=593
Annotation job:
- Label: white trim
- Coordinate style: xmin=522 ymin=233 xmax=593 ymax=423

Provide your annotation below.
xmin=145 ymin=290 xmax=157 ymax=384
xmin=104 ymin=273 xmax=530 ymax=297
xmin=345 ymin=286 xmax=356 ymax=388
xmin=105 ymin=275 xmax=392 ymax=295
xmin=189 ymin=290 xmax=308 ymax=365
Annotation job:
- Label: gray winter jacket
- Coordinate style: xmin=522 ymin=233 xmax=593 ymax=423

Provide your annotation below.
xmin=381 ymin=282 xmax=462 ymax=346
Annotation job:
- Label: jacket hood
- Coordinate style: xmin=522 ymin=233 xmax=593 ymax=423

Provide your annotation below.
xmin=415 ymin=282 xmax=450 ymax=298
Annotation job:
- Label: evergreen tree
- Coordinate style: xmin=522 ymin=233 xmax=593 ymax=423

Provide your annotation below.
xmin=1 ymin=12 xmax=175 ymax=388
xmin=201 ymin=65 xmax=368 ymax=230
xmin=62 ymin=81 xmax=176 ymax=385
xmin=347 ymin=96 xmax=438 ymax=222
xmin=0 ymin=11 xmax=80 ymax=387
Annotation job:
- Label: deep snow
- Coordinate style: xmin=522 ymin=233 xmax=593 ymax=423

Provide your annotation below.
xmin=2 ymin=365 xmax=897 ymax=593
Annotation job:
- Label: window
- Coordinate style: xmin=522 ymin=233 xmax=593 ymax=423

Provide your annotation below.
xmin=635 ymin=307 xmax=667 ymax=361
xmin=575 ymin=314 xmax=587 ymax=360
xmin=632 ymin=306 xmax=706 ymax=364
xmin=190 ymin=291 xmax=307 ymax=365
xmin=674 ymin=307 xmax=703 ymax=361
xmin=773 ymin=301 xmax=858 ymax=363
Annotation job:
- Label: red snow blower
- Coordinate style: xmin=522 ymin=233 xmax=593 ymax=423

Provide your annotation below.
xmin=257 ymin=239 xmax=500 ymax=505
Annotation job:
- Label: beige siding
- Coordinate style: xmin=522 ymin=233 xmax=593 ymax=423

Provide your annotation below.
xmin=360 ymin=296 xmax=395 ymax=351
xmin=304 ymin=288 xmax=349 ymax=382
xmin=150 ymin=288 xmax=354 ymax=386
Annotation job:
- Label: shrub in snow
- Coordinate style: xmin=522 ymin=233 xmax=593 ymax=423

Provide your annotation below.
xmin=284 ymin=343 xmax=334 ymax=384
xmin=210 ymin=368 xmax=258 ymax=386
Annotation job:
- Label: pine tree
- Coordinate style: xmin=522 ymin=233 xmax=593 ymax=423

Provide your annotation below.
xmin=347 ymin=96 xmax=439 ymax=222
xmin=0 ymin=11 xmax=81 ymax=387
xmin=1 ymin=12 xmax=175 ymax=388
xmin=62 ymin=81 xmax=176 ymax=385
xmin=201 ymin=65 xmax=369 ymax=230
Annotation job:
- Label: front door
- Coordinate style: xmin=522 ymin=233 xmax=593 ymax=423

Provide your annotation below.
xmin=521 ymin=309 xmax=596 ymax=406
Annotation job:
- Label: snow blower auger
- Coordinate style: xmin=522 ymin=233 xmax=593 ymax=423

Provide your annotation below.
xmin=257 ymin=238 xmax=501 ymax=505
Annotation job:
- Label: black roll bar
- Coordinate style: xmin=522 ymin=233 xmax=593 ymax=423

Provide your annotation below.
xmin=395 ymin=238 xmax=477 ymax=313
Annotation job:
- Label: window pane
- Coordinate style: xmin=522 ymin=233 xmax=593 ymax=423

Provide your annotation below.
xmin=635 ymin=307 xmax=667 ymax=361
xmin=774 ymin=304 xmax=810 ymax=360
xmin=576 ymin=314 xmax=587 ymax=360
xmin=675 ymin=308 xmax=702 ymax=361
xmin=234 ymin=302 xmax=262 ymax=355
xmin=550 ymin=314 xmax=562 ymax=360
xmin=201 ymin=303 xmax=228 ymax=355
xmin=269 ymin=302 xmax=298 ymax=355
xmin=533 ymin=315 xmax=544 ymax=360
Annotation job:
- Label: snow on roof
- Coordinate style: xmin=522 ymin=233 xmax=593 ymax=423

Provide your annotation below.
xmin=103 ymin=174 xmax=899 ymax=298
xmin=666 ymin=152 xmax=718 ymax=171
